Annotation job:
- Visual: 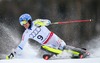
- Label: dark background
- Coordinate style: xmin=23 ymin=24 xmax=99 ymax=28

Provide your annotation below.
xmin=0 ymin=0 xmax=100 ymax=59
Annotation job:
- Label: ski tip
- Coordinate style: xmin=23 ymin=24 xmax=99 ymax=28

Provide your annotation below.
xmin=44 ymin=56 xmax=49 ymax=60
xmin=43 ymin=55 xmax=50 ymax=60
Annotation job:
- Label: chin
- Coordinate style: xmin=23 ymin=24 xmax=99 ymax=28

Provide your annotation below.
xmin=24 ymin=27 xmax=28 ymax=29
xmin=25 ymin=28 xmax=28 ymax=29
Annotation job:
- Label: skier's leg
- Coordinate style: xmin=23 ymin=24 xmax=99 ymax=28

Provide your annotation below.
xmin=58 ymin=40 xmax=66 ymax=50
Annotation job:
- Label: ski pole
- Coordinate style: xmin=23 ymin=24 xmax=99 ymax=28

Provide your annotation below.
xmin=51 ymin=19 xmax=92 ymax=24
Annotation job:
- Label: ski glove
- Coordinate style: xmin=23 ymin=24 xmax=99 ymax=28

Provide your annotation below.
xmin=34 ymin=19 xmax=51 ymax=27
xmin=6 ymin=51 xmax=16 ymax=60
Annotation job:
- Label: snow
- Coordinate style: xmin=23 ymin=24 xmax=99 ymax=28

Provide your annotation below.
xmin=1 ymin=42 xmax=100 ymax=63
xmin=1 ymin=34 xmax=100 ymax=63
xmin=0 ymin=58 xmax=100 ymax=63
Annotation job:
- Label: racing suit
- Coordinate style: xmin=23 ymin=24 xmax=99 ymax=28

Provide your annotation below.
xmin=15 ymin=19 xmax=66 ymax=55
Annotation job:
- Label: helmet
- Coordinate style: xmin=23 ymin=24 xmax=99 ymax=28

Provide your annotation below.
xmin=19 ymin=13 xmax=32 ymax=26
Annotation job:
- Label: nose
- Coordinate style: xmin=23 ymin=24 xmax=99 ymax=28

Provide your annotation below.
xmin=23 ymin=23 xmax=27 ymax=26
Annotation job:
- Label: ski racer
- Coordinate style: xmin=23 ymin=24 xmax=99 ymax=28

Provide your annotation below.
xmin=6 ymin=13 xmax=90 ymax=60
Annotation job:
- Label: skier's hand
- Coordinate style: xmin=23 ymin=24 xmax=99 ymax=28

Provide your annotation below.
xmin=6 ymin=51 xmax=16 ymax=60
xmin=34 ymin=19 xmax=51 ymax=27
xmin=43 ymin=19 xmax=51 ymax=26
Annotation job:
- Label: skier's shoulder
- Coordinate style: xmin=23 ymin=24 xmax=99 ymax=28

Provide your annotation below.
xmin=31 ymin=20 xmax=36 ymax=25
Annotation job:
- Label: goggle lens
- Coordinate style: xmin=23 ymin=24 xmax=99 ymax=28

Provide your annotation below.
xmin=20 ymin=20 xmax=27 ymax=26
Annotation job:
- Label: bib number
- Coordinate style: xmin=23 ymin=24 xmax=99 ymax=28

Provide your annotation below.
xmin=37 ymin=35 xmax=43 ymax=40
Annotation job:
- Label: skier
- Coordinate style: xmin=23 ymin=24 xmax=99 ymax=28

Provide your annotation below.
xmin=6 ymin=13 xmax=89 ymax=60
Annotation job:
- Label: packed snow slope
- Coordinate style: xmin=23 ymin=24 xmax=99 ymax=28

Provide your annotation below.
xmin=0 ymin=58 xmax=100 ymax=63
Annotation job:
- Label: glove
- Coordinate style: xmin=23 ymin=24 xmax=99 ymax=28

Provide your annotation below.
xmin=6 ymin=51 xmax=16 ymax=60
xmin=43 ymin=19 xmax=51 ymax=26
xmin=34 ymin=19 xmax=51 ymax=27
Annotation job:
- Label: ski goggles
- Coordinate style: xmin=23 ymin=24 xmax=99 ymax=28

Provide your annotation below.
xmin=20 ymin=20 xmax=28 ymax=26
